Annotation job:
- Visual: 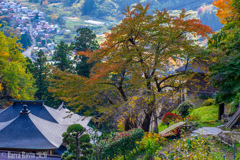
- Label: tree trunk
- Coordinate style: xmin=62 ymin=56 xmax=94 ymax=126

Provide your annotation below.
xmin=142 ymin=110 xmax=153 ymax=132
xmin=125 ymin=117 xmax=137 ymax=131
xmin=76 ymin=135 xmax=79 ymax=160
xmin=153 ymin=109 xmax=159 ymax=133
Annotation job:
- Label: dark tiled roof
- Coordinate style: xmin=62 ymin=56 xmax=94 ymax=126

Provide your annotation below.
xmin=175 ymin=61 xmax=209 ymax=74
xmin=0 ymin=101 xmax=93 ymax=151
xmin=0 ymin=101 xmax=58 ymax=123
xmin=0 ymin=112 xmax=68 ymax=150
xmin=0 ymin=101 xmax=92 ymax=127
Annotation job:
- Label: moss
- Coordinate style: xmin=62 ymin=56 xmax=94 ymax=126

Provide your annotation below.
xmin=190 ymin=105 xmax=218 ymax=122
xmin=203 ymin=98 xmax=215 ymax=106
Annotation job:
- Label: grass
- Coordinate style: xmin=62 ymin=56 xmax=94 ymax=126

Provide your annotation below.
xmin=190 ymin=104 xmax=218 ymax=122
xmin=158 ymin=123 xmax=169 ymax=132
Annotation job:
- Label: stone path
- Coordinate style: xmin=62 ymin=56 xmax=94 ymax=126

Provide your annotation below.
xmin=192 ymin=127 xmax=222 ymax=136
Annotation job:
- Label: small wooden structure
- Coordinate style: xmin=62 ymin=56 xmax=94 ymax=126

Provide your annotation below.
xmin=175 ymin=61 xmax=218 ymax=97
xmin=225 ymin=108 xmax=240 ymax=129
xmin=159 ymin=122 xmax=185 ymax=137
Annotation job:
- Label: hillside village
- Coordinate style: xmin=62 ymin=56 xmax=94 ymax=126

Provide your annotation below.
xmin=0 ymin=0 xmax=109 ymax=62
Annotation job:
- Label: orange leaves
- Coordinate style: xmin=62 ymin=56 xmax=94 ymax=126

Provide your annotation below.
xmin=213 ymin=0 xmax=237 ymax=24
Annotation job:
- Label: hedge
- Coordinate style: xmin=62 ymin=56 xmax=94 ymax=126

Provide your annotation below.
xmin=102 ymin=128 xmax=144 ymax=160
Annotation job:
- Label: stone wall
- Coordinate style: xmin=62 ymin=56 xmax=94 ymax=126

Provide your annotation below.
xmin=230 ymin=132 xmax=240 ymax=143
xmin=222 ymin=131 xmax=240 ymax=143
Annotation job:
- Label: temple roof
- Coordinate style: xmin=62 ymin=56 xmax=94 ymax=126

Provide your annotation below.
xmin=175 ymin=61 xmax=209 ymax=74
xmin=0 ymin=107 xmax=68 ymax=150
xmin=0 ymin=101 xmax=91 ymax=127
xmin=0 ymin=101 xmax=58 ymax=123
xmin=0 ymin=101 xmax=93 ymax=151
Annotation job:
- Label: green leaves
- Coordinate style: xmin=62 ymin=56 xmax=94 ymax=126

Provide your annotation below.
xmin=62 ymin=124 xmax=92 ymax=160
xmin=67 ymin=124 xmax=84 ymax=133
xmin=0 ymin=31 xmax=36 ymax=101
xmin=102 ymin=128 xmax=144 ymax=159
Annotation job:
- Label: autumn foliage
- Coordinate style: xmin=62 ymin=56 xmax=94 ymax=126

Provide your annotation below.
xmin=49 ymin=4 xmax=213 ymax=132
xmin=162 ymin=112 xmax=182 ymax=124
xmin=213 ymin=0 xmax=238 ymax=24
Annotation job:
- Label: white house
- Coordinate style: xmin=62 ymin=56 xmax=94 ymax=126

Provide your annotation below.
xmin=47 ymin=43 xmax=56 ymax=51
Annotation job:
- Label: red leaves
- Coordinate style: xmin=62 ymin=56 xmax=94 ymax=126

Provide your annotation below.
xmin=162 ymin=112 xmax=182 ymax=124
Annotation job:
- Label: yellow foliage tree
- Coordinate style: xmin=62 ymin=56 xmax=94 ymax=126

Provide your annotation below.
xmin=213 ymin=0 xmax=238 ymax=24
xmin=51 ymin=14 xmax=58 ymax=23
xmin=0 ymin=30 xmax=36 ymax=101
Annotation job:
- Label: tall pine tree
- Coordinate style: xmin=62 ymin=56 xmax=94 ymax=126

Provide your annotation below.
xmin=34 ymin=50 xmax=49 ymax=100
xmin=74 ymin=27 xmax=99 ymax=77
xmin=53 ymin=41 xmax=73 ymax=72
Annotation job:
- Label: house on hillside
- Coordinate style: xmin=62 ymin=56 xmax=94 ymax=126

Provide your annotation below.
xmin=47 ymin=43 xmax=56 ymax=51
xmin=175 ymin=61 xmax=218 ymax=99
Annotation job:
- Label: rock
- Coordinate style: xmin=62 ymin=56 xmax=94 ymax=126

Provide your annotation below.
xmin=192 ymin=127 xmax=222 ymax=136
xmin=217 ymin=133 xmax=233 ymax=147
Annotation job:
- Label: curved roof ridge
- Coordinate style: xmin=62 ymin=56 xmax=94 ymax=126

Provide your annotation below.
xmin=0 ymin=103 xmax=58 ymax=123
xmin=0 ymin=117 xmax=17 ymax=130
xmin=0 ymin=114 xmax=57 ymax=150
xmin=29 ymin=114 xmax=68 ymax=148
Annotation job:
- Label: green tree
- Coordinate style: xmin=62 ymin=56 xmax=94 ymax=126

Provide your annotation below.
xmin=0 ymin=31 xmax=36 ymax=102
xmin=53 ymin=41 xmax=73 ymax=72
xmin=49 ymin=4 xmax=213 ymax=132
xmin=34 ymin=13 xmax=39 ymax=20
xmin=74 ymin=27 xmax=99 ymax=77
xmin=62 ymin=124 xmax=93 ymax=160
xmin=19 ymin=33 xmax=32 ymax=49
xmin=34 ymin=50 xmax=49 ymax=100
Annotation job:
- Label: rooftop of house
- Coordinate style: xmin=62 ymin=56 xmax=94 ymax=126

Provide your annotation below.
xmin=0 ymin=105 xmax=68 ymax=150
xmin=0 ymin=100 xmax=92 ymax=150
xmin=175 ymin=60 xmax=209 ymax=74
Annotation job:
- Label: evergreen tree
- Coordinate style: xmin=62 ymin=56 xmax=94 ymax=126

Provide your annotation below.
xmin=34 ymin=50 xmax=49 ymax=100
xmin=74 ymin=27 xmax=99 ymax=77
xmin=26 ymin=55 xmax=62 ymax=107
xmin=34 ymin=13 xmax=39 ymax=20
xmin=19 ymin=33 xmax=32 ymax=49
xmin=62 ymin=124 xmax=93 ymax=160
xmin=53 ymin=41 xmax=73 ymax=72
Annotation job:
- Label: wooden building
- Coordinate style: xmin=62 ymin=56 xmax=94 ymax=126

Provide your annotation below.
xmin=0 ymin=100 xmax=92 ymax=158
xmin=175 ymin=61 xmax=218 ymax=98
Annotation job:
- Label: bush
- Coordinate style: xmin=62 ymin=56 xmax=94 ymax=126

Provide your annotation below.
xmin=230 ymin=93 xmax=240 ymax=113
xmin=203 ymin=98 xmax=215 ymax=106
xmin=102 ymin=128 xmax=144 ymax=160
xmin=199 ymin=94 xmax=211 ymax=100
xmin=177 ymin=101 xmax=195 ymax=117
xmin=190 ymin=105 xmax=218 ymax=122
xmin=213 ymin=91 xmax=221 ymax=104
xmin=162 ymin=112 xmax=182 ymax=124
xmin=162 ymin=135 xmax=222 ymax=159
xmin=139 ymin=133 xmax=166 ymax=160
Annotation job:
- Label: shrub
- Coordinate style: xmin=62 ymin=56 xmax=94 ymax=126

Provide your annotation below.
xmin=203 ymin=98 xmax=215 ymax=106
xmin=199 ymin=94 xmax=211 ymax=100
xmin=231 ymin=93 xmax=240 ymax=113
xmin=162 ymin=112 xmax=182 ymax=124
xmin=162 ymin=135 xmax=222 ymax=159
xmin=190 ymin=105 xmax=218 ymax=122
xmin=62 ymin=124 xmax=92 ymax=160
xmin=102 ymin=128 xmax=144 ymax=160
xmin=177 ymin=101 xmax=195 ymax=117
xmin=213 ymin=91 xmax=221 ymax=104
xmin=139 ymin=133 xmax=166 ymax=159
